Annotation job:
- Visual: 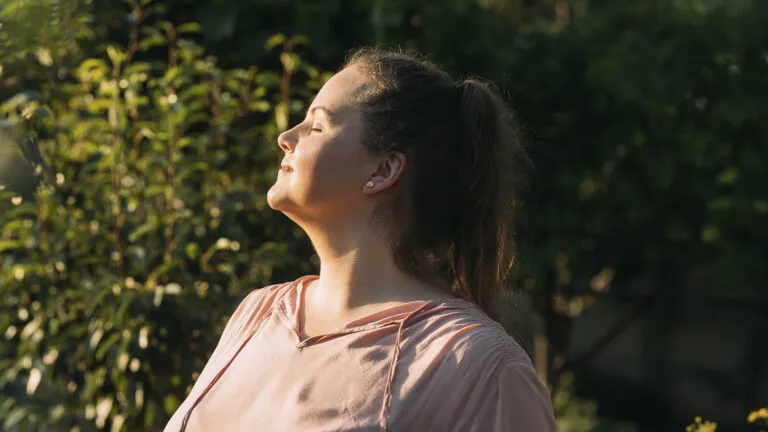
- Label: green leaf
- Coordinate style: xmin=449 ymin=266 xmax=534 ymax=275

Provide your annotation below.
xmin=280 ymin=52 xmax=300 ymax=74
xmin=125 ymin=62 xmax=153 ymax=77
xmin=144 ymin=401 xmax=156 ymax=428
xmin=50 ymin=405 xmax=66 ymax=421
xmin=3 ymin=407 xmax=27 ymax=429
xmin=138 ymin=33 xmax=167 ymax=52
xmin=0 ymin=91 xmax=41 ymax=113
xmin=115 ymin=295 xmax=135 ymax=325
xmin=185 ymin=242 xmax=200 ymax=259
xmin=77 ymin=59 xmax=109 ymax=80
xmin=0 ymin=239 xmax=22 ymax=252
xmin=290 ymin=35 xmax=309 ymax=46
xmin=83 ymin=368 xmax=107 ymax=400
xmin=96 ymin=332 xmax=122 ymax=360
xmin=716 ymin=167 xmax=739 ymax=185
xmin=264 ymin=34 xmax=285 ymax=50
xmin=128 ymin=219 xmax=158 ymax=242
xmin=106 ymin=45 xmax=124 ymax=67
xmin=177 ymin=23 xmax=202 ymax=34
xmin=250 ymin=100 xmax=270 ymax=112
xmin=164 ymin=394 xmax=179 ymax=414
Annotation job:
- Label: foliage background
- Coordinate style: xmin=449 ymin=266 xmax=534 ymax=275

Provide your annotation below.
xmin=1 ymin=0 xmax=766 ymax=431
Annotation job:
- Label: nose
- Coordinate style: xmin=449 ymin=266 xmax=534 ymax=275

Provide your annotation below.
xmin=277 ymin=126 xmax=298 ymax=153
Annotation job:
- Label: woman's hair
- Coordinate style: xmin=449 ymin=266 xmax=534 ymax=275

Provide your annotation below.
xmin=344 ymin=47 xmax=529 ymax=321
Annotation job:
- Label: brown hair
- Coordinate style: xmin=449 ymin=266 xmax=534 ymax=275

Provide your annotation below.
xmin=344 ymin=47 xmax=528 ymax=320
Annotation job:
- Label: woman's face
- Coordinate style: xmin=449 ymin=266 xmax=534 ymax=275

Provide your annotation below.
xmin=267 ymin=66 xmax=384 ymax=223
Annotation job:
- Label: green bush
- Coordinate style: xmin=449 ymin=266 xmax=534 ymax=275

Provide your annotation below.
xmin=686 ymin=408 xmax=768 ymax=431
xmin=0 ymin=2 xmax=327 ymax=429
xmin=552 ymin=373 xmax=598 ymax=432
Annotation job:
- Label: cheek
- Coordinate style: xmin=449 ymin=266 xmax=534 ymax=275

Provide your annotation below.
xmin=299 ymin=138 xmax=368 ymax=197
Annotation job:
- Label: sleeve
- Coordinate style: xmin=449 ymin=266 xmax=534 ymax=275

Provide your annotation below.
xmin=208 ymin=283 xmax=282 ymax=362
xmin=462 ymin=360 xmax=558 ymax=432
xmin=164 ymin=284 xmax=284 ymax=431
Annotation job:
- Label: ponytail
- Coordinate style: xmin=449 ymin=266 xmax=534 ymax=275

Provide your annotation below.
xmin=449 ymin=79 xmax=524 ymax=320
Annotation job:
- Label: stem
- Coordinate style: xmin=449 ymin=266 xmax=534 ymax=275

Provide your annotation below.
xmin=279 ymin=39 xmax=293 ymax=104
xmin=165 ymin=22 xmax=177 ymax=69
xmin=164 ymin=119 xmax=176 ymax=265
xmin=124 ymin=4 xmax=142 ymax=64
xmin=111 ymin=61 xmax=124 ymax=274
xmin=38 ymin=197 xmax=58 ymax=293
xmin=163 ymin=23 xmax=178 ymax=265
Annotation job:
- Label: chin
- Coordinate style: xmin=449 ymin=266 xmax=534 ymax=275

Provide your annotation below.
xmin=266 ymin=190 xmax=285 ymax=211
xmin=267 ymin=187 xmax=296 ymax=213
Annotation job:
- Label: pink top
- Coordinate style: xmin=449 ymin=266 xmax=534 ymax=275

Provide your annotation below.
xmin=164 ymin=275 xmax=557 ymax=431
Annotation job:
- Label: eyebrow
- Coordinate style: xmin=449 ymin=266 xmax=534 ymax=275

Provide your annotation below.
xmin=308 ymin=105 xmax=335 ymax=121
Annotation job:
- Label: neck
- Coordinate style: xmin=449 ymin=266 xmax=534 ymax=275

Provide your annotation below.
xmin=295 ymin=214 xmax=447 ymax=315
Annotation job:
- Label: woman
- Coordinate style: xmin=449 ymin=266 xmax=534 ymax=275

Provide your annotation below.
xmin=165 ymin=48 xmax=557 ymax=431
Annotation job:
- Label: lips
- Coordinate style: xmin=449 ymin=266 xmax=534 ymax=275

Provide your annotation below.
xmin=279 ymin=163 xmax=293 ymax=173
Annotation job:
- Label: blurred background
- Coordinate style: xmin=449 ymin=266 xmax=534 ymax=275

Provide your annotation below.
xmin=1 ymin=0 xmax=766 ymax=431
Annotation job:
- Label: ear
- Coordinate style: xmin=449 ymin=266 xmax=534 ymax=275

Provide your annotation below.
xmin=363 ymin=152 xmax=406 ymax=194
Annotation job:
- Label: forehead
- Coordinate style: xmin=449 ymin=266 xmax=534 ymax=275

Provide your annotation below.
xmin=310 ymin=65 xmax=370 ymax=114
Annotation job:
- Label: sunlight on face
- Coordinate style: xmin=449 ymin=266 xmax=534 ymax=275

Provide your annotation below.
xmin=267 ymin=66 xmax=378 ymax=224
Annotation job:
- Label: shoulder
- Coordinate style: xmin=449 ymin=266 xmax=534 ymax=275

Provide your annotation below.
xmin=219 ymin=276 xmax=306 ymax=341
xmin=448 ymin=320 xmax=556 ymax=431
xmin=395 ymin=304 xmax=556 ymax=430
xmin=233 ymin=279 xmax=292 ymax=314
xmin=403 ymin=301 xmax=540 ymax=399
xmin=455 ymin=316 xmax=532 ymax=368
xmin=413 ymin=301 xmax=533 ymax=368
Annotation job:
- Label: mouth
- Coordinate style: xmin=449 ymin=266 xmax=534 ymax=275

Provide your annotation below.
xmin=279 ymin=164 xmax=293 ymax=173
